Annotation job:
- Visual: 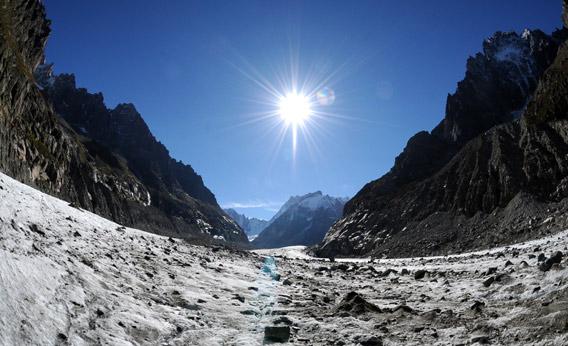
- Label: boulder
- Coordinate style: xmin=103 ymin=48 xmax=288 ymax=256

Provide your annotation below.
xmin=414 ymin=270 xmax=427 ymax=280
xmin=264 ymin=326 xmax=290 ymax=343
xmin=335 ymin=291 xmax=382 ymax=316
xmin=539 ymin=251 xmax=563 ymax=272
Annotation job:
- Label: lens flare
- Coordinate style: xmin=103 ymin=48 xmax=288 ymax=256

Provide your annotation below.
xmin=316 ymin=87 xmax=336 ymax=106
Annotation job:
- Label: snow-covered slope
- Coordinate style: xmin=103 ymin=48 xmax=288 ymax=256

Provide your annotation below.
xmin=0 ymin=172 xmax=278 ymax=346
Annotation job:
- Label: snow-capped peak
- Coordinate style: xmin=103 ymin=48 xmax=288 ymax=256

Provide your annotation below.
xmin=297 ymin=192 xmax=345 ymax=211
xmin=484 ymin=31 xmax=531 ymax=63
xmin=270 ymin=191 xmax=348 ymax=222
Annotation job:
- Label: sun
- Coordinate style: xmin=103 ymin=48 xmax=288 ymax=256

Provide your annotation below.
xmin=278 ymin=92 xmax=312 ymax=125
xmin=228 ymin=49 xmax=342 ymax=162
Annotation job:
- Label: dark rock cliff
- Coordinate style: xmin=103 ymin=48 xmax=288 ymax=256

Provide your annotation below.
xmin=0 ymin=0 xmax=246 ymax=243
xmin=318 ymin=22 xmax=568 ymax=257
xmin=44 ymin=74 xmax=218 ymax=207
xmin=0 ymin=0 xmax=149 ymax=220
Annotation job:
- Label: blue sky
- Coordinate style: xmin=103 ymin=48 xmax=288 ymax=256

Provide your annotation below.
xmin=44 ymin=1 xmax=562 ymax=219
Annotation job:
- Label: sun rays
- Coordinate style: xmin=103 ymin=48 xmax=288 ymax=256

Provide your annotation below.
xmin=220 ymin=42 xmax=370 ymax=167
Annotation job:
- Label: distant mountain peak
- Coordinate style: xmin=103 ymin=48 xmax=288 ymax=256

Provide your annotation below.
xmin=224 ymin=209 xmax=269 ymax=240
xmin=252 ymin=192 xmax=348 ymax=249
xmin=271 ymin=191 xmax=348 ymax=223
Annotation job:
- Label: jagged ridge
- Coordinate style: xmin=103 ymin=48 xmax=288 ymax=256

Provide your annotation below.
xmin=318 ymin=24 xmax=568 ymax=258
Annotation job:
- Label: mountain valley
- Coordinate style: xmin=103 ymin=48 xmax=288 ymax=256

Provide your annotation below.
xmin=1 ymin=0 xmax=568 ymax=345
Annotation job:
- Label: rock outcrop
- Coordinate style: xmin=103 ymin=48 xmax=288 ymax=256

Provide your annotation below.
xmin=0 ymin=0 xmax=246 ymax=243
xmin=318 ymin=25 xmax=568 ymax=257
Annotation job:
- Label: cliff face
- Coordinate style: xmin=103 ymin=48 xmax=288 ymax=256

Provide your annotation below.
xmin=0 ymin=0 xmax=150 ymax=218
xmin=318 ymin=25 xmax=568 ymax=258
xmin=44 ymin=74 xmax=218 ymax=207
xmin=343 ymin=29 xmax=562 ymax=214
xmin=0 ymin=0 xmax=247 ymax=243
xmin=436 ymin=30 xmax=560 ymax=145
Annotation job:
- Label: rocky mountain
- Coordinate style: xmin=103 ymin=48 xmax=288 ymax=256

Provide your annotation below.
xmin=224 ymin=208 xmax=269 ymax=240
xmin=40 ymin=73 xmax=218 ymax=207
xmin=0 ymin=0 xmax=246 ymax=243
xmin=317 ymin=18 xmax=568 ymax=257
xmin=253 ymin=192 xmax=347 ymax=249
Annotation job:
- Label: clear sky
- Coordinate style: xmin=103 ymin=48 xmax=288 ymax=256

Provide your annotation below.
xmin=43 ymin=1 xmax=562 ymax=220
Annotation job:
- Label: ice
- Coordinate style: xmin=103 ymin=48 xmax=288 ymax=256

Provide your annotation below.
xmin=0 ymin=172 xmax=275 ymax=346
xmin=1 ymin=170 xmax=568 ymax=345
